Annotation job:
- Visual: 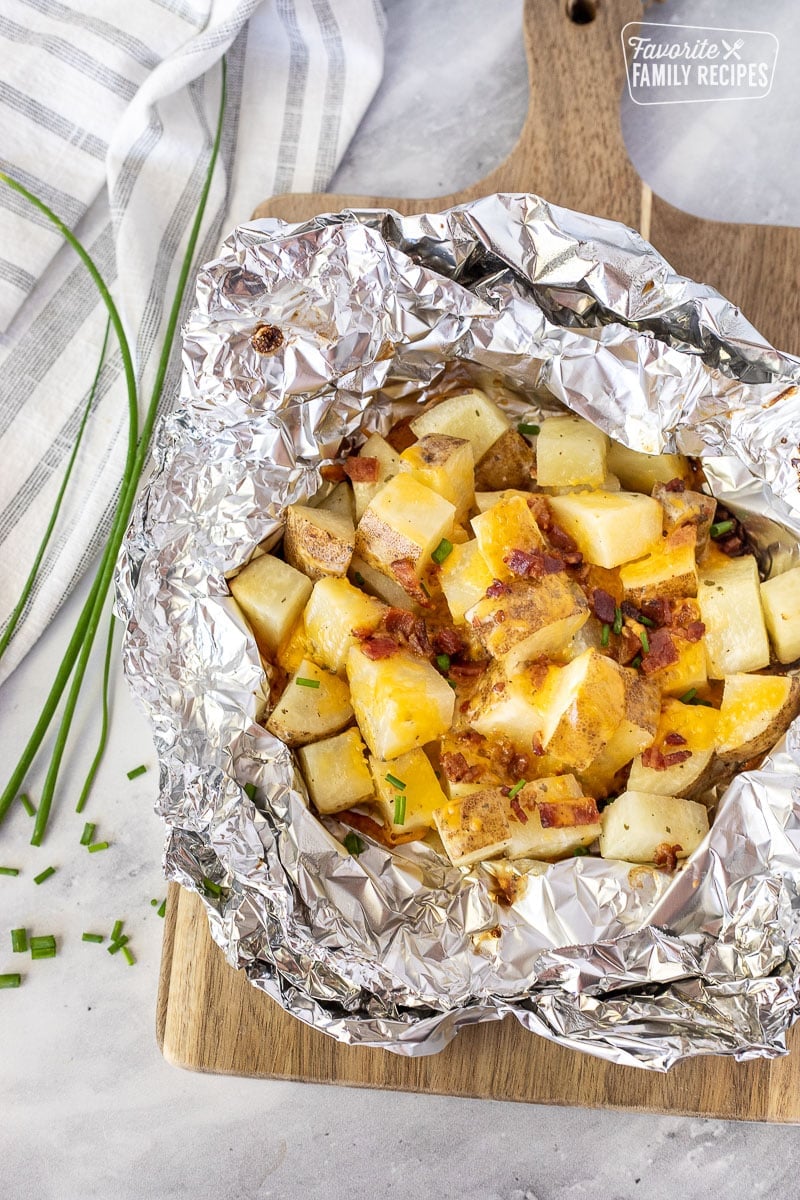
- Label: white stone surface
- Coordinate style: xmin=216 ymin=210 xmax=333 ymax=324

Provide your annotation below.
xmin=4 ymin=1 xmax=800 ymax=1197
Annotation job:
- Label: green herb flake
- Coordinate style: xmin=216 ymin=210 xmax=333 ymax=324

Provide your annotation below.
xmin=82 ymin=933 xmax=104 ymax=944
xmin=11 ymin=929 xmax=27 ymax=953
xmin=573 ymin=846 xmax=589 ymax=856
xmin=79 ymin=822 xmax=96 ymax=846
xmin=343 ymin=832 xmax=364 ymax=857
xmin=0 ymin=974 xmax=21 ymax=989
xmin=150 ymin=899 xmax=158 ymax=907
xmin=0 ymin=867 xmax=20 ymax=877
xmin=385 ymin=773 xmax=406 ymax=791
xmin=18 ymin=793 xmax=36 ymax=817
xmin=710 ymin=519 xmax=735 ymax=539
xmin=87 ymin=842 xmax=109 ymax=854
xmin=394 ymin=795 xmax=407 ymax=826
xmin=435 ymin=653 xmax=451 ymax=672
xmin=431 ymin=538 xmax=453 ymax=566
xmin=126 ymin=764 xmax=147 ymax=780
xmin=508 ymin=780 xmax=526 ymax=801
xmin=517 ymin=422 xmax=540 ymax=437
xmin=295 ymin=676 xmax=321 ymax=689
xmin=600 ymin=623 xmax=610 ymax=648
xmin=33 ymin=866 xmax=56 ymax=885
xmin=157 ymin=899 xmax=167 ymax=919
xmin=630 ymin=654 xmax=642 ymax=670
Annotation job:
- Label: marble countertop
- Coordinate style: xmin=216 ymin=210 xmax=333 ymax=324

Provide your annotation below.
xmin=4 ymin=1 xmax=800 ymax=1197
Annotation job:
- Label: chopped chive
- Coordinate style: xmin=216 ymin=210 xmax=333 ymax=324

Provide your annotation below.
xmin=150 ymin=898 xmax=158 ymax=907
xmin=82 ymin=933 xmax=104 ymax=943
xmin=122 ymin=946 xmax=135 ymax=966
xmin=11 ymin=929 xmax=27 ymax=953
xmin=107 ymin=935 xmax=129 ymax=955
xmin=33 ymin=866 xmax=56 ymax=885
xmin=202 ymin=876 xmax=222 ymax=897
xmin=419 ymin=579 xmax=431 ymax=598
xmin=243 ymin=782 xmax=257 ymax=801
xmin=343 ymin=832 xmax=364 ymax=856
xmin=435 ymin=653 xmax=451 ymax=672
xmin=612 ymin=606 xmax=623 ymax=636
xmin=630 ymin=654 xmax=642 ymax=669
xmin=29 ymin=935 xmax=56 ymax=950
xmin=385 ymin=773 xmax=406 ymax=791
xmin=87 ymin=842 xmax=109 ymax=853
xmin=18 ymin=793 xmax=36 ymax=817
xmin=446 ymin=678 xmax=457 ymax=690
xmin=639 ymin=629 xmax=650 ymax=654
xmin=0 ymin=974 xmax=21 ymax=988
xmin=573 ymin=845 xmax=589 ymax=856
xmin=517 ymin=422 xmax=540 ymax=436
xmin=79 ymin=821 xmax=96 ymax=846
xmin=508 ymin=780 xmax=526 ymax=800
xmin=394 ymin=795 xmax=407 ymax=826
xmin=30 ymin=946 xmax=56 ymax=960
xmin=600 ymin=623 xmax=610 ymax=647
xmin=431 ymin=538 xmax=453 ymax=565
xmin=353 ymin=570 xmax=365 ymax=587
xmin=710 ymin=519 xmax=735 ymax=538
xmin=679 ymin=688 xmax=697 ymax=704
xmin=126 ymin=764 xmax=147 ymax=780
xmin=295 ymin=676 xmax=321 ymax=689
xmin=0 ymin=867 xmax=20 ymax=877
xmin=693 ymin=698 xmax=714 ymax=707
xmin=638 ymin=614 xmax=654 ymax=627
xmin=111 ymin=920 xmax=124 ymax=943
xmin=157 ymin=899 xmax=166 ymax=918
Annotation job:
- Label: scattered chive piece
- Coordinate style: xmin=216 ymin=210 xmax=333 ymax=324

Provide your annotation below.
xmin=419 ymin=579 xmax=431 ymax=599
xmin=385 ymin=773 xmax=406 ymax=791
xmin=295 ymin=676 xmax=321 ymax=689
xmin=638 ymin=613 xmax=654 ymax=627
xmin=126 ymin=764 xmax=147 ymax=780
xmin=693 ymin=698 xmax=714 ymax=707
xmin=710 ymin=519 xmax=735 ymax=538
xmin=111 ymin=920 xmax=124 ymax=943
xmin=446 ymin=678 xmax=457 ymax=690
xmin=79 ymin=822 xmax=96 ymax=846
xmin=31 ymin=946 xmax=56 ymax=960
xmin=630 ymin=654 xmax=642 ymax=669
xmin=107 ymin=935 xmax=129 ymax=955
xmin=431 ymin=538 xmax=453 ymax=566
xmin=11 ymin=929 xmax=27 ymax=953
xmin=122 ymin=946 xmax=135 ymax=966
xmin=0 ymin=973 xmax=21 ymax=988
xmin=517 ymin=422 xmax=540 ymax=436
xmin=29 ymin=935 xmax=56 ymax=950
xmin=87 ymin=842 xmax=109 ymax=853
xmin=202 ymin=876 xmax=222 ymax=897
xmin=150 ymin=898 xmax=158 ymax=907
xmin=600 ymin=623 xmax=610 ymax=648
xmin=435 ymin=653 xmax=451 ymax=672
xmin=33 ymin=866 xmax=56 ymax=885
xmin=508 ymin=780 xmax=526 ymax=800
xmin=243 ymin=782 xmax=257 ymax=801
xmin=612 ymin=607 xmax=623 ymax=636
xmin=157 ymin=899 xmax=166 ymax=918
xmin=82 ymin=933 xmax=104 ymax=943
xmin=18 ymin=793 xmax=36 ymax=817
xmin=353 ymin=570 xmax=365 ymax=587
xmin=573 ymin=846 xmax=589 ymax=856
xmin=0 ymin=867 xmax=20 ymax=877
xmin=639 ymin=629 xmax=650 ymax=654
xmin=343 ymin=832 xmax=364 ymax=856
xmin=394 ymin=795 xmax=406 ymax=826
xmin=680 ymin=688 xmax=697 ymax=704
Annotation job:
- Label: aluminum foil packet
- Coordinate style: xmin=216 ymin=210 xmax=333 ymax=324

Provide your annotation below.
xmin=117 ymin=193 xmax=800 ymax=1070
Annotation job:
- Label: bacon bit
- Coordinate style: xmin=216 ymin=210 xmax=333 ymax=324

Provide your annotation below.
xmin=390 ymin=558 xmax=432 ymax=606
xmin=343 ymin=455 xmax=379 ymax=483
xmin=358 ymin=635 xmax=399 ymax=660
xmin=449 ymin=661 xmax=488 ymax=680
xmin=620 ymin=600 xmax=643 ymax=621
xmin=590 ymin=587 xmax=617 ymax=625
xmin=531 ymin=737 xmax=545 ymax=757
xmin=441 ymin=752 xmax=475 ymax=783
xmin=320 ymin=463 xmax=346 ymax=482
xmin=641 ymin=628 xmax=679 ymax=675
xmin=432 ymin=628 xmax=464 ymax=657
xmin=571 ymin=561 xmax=591 ymax=583
xmin=493 ymin=681 xmax=506 ymax=693
xmin=664 ymin=731 xmax=688 ymax=746
xmin=664 ymin=477 xmax=686 ymax=493
xmin=505 ymin=548 xmax=565 ymax=577
xmin=539 ymin=797 xmax=600 ymax=829
xmin=486 ymin=579 xmax=511 ymax=598
xmin=526 ymin=494 xmax=552 ymax=530
xmin=494 ymin=609 xmax=506 ymax=623
xmin=385 ymin=415 xmax=417 ymax=452
xmin=547 ymin=522 xmax=583 ymax=564
xmin=511 ymin=753 xmax=531 ymax=777
xmin=383 ymin=607 xmax=431 ymax=656
xmin=639 ymin=598 xmax=672 ymax=628
xmin=338 ymin=808 xmax=418 ymax=848
xmin=641 ymin=745 xmax=693 ymax=770
xmin=683 ymin=620 xmax=706 ymax=642
xmin=653 ymin=842 xmax=682 ymax=871
xmin=509 ymin=796 xmax=528 ymax=824
xmin=717 ymin=533 xmax=746 ymax=557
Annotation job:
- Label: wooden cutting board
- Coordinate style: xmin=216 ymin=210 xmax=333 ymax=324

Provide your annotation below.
xmin=157 ymin=0 xmax=800 ymax=1116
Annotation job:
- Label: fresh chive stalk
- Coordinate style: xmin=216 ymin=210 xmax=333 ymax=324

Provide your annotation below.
xmin=33 ymin=867 xmax=56 ymax=885
xmin=710 ymin=519 xmax=735 ymax=538
xmin=202 ymin=877 xmax=222 ymax=897
xmin=638 ymin=614 xmax=654 ymax=627
xmin=679 ymin=688 xmax=697 ymax=704
xmin=107 ymin=935 xmax=129 ymax=954
xmin=79 ymin=822 xmax=96 ymax=846
xmin=393 ymin=795 xmax=406 ymax=826
xmin=75 ymin=610 xmax=116 ymax=813
xmin=517 ymin=422 xmax=540 ymax=436
xmin=18 ymin=794 xmax=36 ymax=817
xmin=295 ymin=677 xmax=320 ymax=689
xmin=385 ymin=773 xmax=406 ymax=790
xmin=508 ymin=780 xmax=526 ymax=800
xmin=11 ymin=929 xmax=27 ymax=953
xmin=573 ymin=846 xmax=589 ymax=856
xmin=29 ymin=936 xmax=56 ymax=950
xmin=82 ymin=933 xmax=104 ymax=944
xmin=353 ymin=570 xmax=365 ymax=587
xmin=126 ymin=764 xmax=147 ymax=780
xmin=0 ymin=974 xmax=21 ymax=988
xmin=343 ymin=832 xmax=364 ymax=856
xmin=431 ymin=538 xmax=453 ymax=565
xmin=630 ymin=654 xmax=642 ymax=669
xmin=0 ymin=867 xmax=20 ymax=877
xmin=87 ymin=842 xmax=109 ymax=854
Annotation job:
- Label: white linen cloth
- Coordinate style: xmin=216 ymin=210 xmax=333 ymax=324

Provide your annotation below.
xmin=0 ymin=0 xmax=385 ymax=684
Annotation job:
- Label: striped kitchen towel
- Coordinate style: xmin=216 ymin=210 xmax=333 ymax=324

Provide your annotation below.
xmin=0 ymin=0 xmax=385 ymax=684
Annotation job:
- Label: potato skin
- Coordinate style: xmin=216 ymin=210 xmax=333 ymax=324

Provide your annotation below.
xmin=283 ymin=505 xmax=354 ymax=582
xmin=716 ymin=675 xmax=800 ymax=762
xmin=474 ymin=429 xmax=535 ymax=492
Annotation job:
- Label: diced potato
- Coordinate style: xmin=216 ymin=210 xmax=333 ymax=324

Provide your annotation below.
xmin=474 ymin=489 xmax=533 ymax=514
xmin=467 ymin=576 xmax=589 ymax=672
xmin=348 ymin=555 xmax=419 ymax=612
xmin=538 ymin=649 xmax=625 ymax=771
xmin=547 ymin=491 xmax=663 ymax=569
xmin=474 ymin=429 xmax=535 ymax=492
xmin=716 ymin=673 xmax=800 ymax=761
xmin=627 ymin=749 xmax=714 ymax=798
xmin=627 ymin=698 xmax=719 ymax=796
xmin=400 ymin=434 xmax=474 ymax=522
xmin=467 ymin=662 xmax=561 ymax=752
xmin=304 ymin=577 xmax=385 ymax=674
xmin=470 ymin=494 xmax=545 ymax=579
xmin=578 ymin=667 xmax=659 ymax=794
xmin=606 ymin=443 xmax=692 ymax=494
xmin=433 ymin=787 xmax=511 ymax=867
xmin=265 ymin=658 xmax=353 ymax=747
xmin=351 ymin=433 xmax=402 ymax=520
xmin=410 ymin=389 xmax=510 ymax=463
xmin=346 ymin=645 xmax=455 ymax=760
xmin=316 ymin=480 xmax=355 ymax=523
xmin=229 ymin=553 xmax=312 ymax=657
xmin=599 ymin=790 xmax=709 ymax=863
xmin=641 ymin=601 xmax=708 ymax=696
xmin=761 ymin=566 xmax=800 ymax=664
xmin=535 ymin=415 xmax=609 ymax=489
xmin=619 ymin=526 xmax=698 ymax=605
xmin=275 ymin=615 xmax=309 ymax=674
xmin=506 ymin=775 xmax=602 ymax=860
xmin=439 ymin=539 xmax=495 ymax=623
xmin=697 ymin=555 xmax=770 ymax=677
xmin=369 ymin=749 xmax=449 ymax=836
xmin=297 ymin=728 xmax=374 ymax=814
xmin=283 ymin=504 xmax=354 ymax=581
xmin=652 ymin=483 xmax=716 ymax=557
xmin=438 ymin=730 xmax=504 ymax=797
xmin=355 ymin=474 xmax=455 ymax=580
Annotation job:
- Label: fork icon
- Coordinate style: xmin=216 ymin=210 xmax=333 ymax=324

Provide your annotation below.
xmin=722 ymin=38 xmax=745 ymax=60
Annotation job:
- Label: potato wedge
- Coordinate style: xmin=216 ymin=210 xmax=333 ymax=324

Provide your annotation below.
xmin=470 ymin=494 xmax=545 ymax=579
xmin=467 ymin=661 xmax=561 ymax=752
xmin=229 ymin=553 xmax=312 ymax=657
xmin=547 ymin=491 xmax=663 ymax=569
xmin=506 ymin=775 xmax=601 ymax=860
xmin=599 ymin=790 xmax=708 ymax=863
xmin=606 ymin=443 xmax=692 ymax=494
xmin=266 ymin=658 xmax=353 ymax=747
xmin=697 ymin=554 xmax=770 ymax=677
xmin=474 ymin=429 xmax=535 ymax=492
xmin=400 ymin=433 xmax=474 ymax=522
xmin=369 ymin=749 xmax=449 ymax=837
xmin=283 ymin=503 xmax=354 ymax=581
xmin=346 ymin=645 xmax=455 ymax=760
xmin=433 ymin=787 xmax=511 ymax=867
xmin=535 ymin=415 xmax=609 ymax=489
xmin=760 ymin=566 xmax=800 ymax=664
xmin=715 ymin=672 xmax=800 ymax=761
xmin=467 ymin=575 xmax=589 ymax=672
xmin=626 ymin=698 xmax=719 ymax=796
xmin=410 ymin=389 xmax=510 ymax=462
xmin=619 ymin=526 xmax=698 ymax=605
xmin=304 ymin=577 xmax=386 ymax=674
xmin=351 ymin=432 xmax=401 ymax=521
xmin=439 ymin=539 xmax=495 ymax=623
xmin=297 ymin=728 xmax=374 ymax=814
xmin=355 ymin=474 xmax=456 ymax=580
xmin=538 ymin=649 xmax=626 ymax=771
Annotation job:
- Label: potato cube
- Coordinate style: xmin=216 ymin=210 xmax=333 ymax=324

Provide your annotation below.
xmin=467 ymin=661 xmax=561 ymax=752
xmin=606 ymin=443 xmax=692 ymax=494
xmin=538 ymin=649 xmax=625 ymax=771
xmin=283 ymin=504 xmax=354 ymax=582
xmin=304 ymin=577 xmax=386 ymax=674
xmin=471 ymin=494 xmax=545 ymax=579
xmin=410 ymin=389 xmax=510 ymax=462
xmin=627 ymin=698 xmax=718 ymax=796
xmin=535 ymin=415 xmax=609 ymax=489
xmin=400 ymin=434 xmax=474 ymax=522
xmin=369 ymin=749 xmax=449 ymax=836
xmin=579 ymin=667 xmax=660 ymax=794
xmin=697 ymin=555 xmax=770 ymax=677
xmin=761 ymin=566 xmax=800 ymax=664
xmin=229 ymin=553 xmax=312 ymax=658
xmin=316 ymin=480 xmax=355 ymax=523
xmin=474 ymin=429 xmax=535 ymax=492
xmin=266 ymin=658 xmax=353 ymax=747
xmin=438 ymin=730 xmax=504 ymax=797
xmin=716 ymin=673 xmax=800 ymax=761
xmin=351 ymin=433 xmax=402 ymax=520
xmin=467 ymin=576 xmax=589 ymax=672
xmin=651 ymin=483 xmax=716 ymax=557
xmin=346 ymin=645 xmax=455 ymax=760
xmin=599 ymin=790 xmax=709 ymax=863
xmin=355 ymin=474 xmax=455 ymax=580
xmin=506 ymin=775 xmax=601 ymax=860
xmin=547 ymin=491 xmax=663 ymax=569
xmin=439 ymin=539 xmax=495 ymax=623
xmin=297 ymin=728 xmax=374 ymax=814
xmin=619 ymin=526 xmax=698 ymax=605
xmin=433 ymin=787 xmax=511 ymax=867
xmin=642 ymin=601 xmax=707 ymax=696
xmin=348 ymin=555 xmax=419 ymax=612
xmin=474 ymin=489 xmax=532 ymax=514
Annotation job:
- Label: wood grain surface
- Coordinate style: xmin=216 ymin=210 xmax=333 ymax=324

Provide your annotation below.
xmin=158 ymin=0 xmax=800 ymax=1112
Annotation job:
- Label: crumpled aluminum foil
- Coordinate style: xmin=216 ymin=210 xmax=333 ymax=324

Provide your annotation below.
xmin=117 ymin=193 xmax=800 ymax=1071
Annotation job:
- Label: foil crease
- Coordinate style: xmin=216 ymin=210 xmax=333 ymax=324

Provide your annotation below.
xmin=117 ymin=193 xmax=800 ymax=1069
